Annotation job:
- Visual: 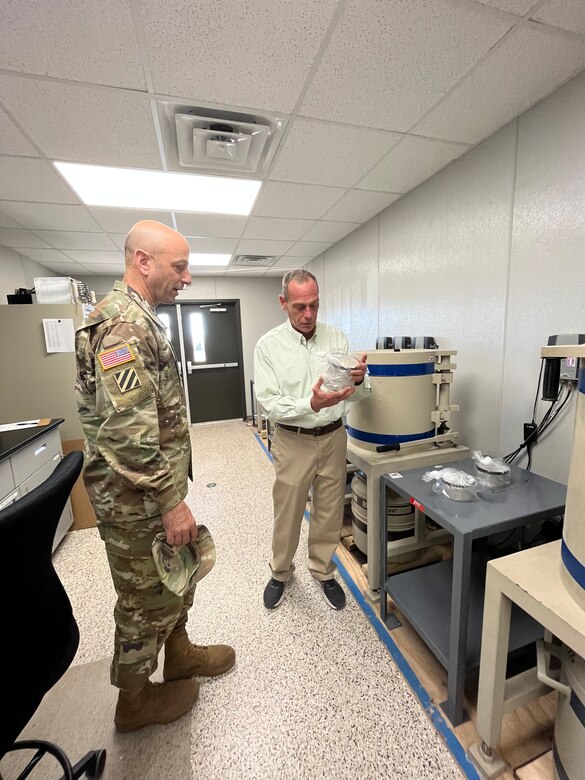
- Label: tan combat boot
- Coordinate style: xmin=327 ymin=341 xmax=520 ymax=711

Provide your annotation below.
xmin=163 ymin=626 xmax=236 ymax=681
xmin=114 ymin=677 xmax=199 ymax=733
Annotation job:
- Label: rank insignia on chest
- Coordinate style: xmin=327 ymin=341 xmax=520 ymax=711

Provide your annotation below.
xmin=113 ymin=367 xmax=142 ymax=393
xmin=97 ymin=343 xmax=135 ymax=370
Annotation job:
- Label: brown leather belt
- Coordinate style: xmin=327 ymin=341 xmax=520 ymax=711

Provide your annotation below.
xmin=277 ymin=418 xmax=343 ymax=437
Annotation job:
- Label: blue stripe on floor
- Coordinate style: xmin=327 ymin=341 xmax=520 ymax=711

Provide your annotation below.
xmin=253 ymin=431 xmax=273 ymax=462
xmin=253 ymin=428 xmax=480 ymax=780
xmin=332 ymin=552 xmax=480 ymax=780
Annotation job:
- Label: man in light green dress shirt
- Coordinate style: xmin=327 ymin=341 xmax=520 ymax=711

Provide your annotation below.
xmin=254 ymin=269 xmax=370 ymax=610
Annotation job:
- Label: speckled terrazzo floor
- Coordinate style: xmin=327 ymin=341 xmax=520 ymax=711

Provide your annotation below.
xmin=1 ymin=421 xmax=464 ymax=780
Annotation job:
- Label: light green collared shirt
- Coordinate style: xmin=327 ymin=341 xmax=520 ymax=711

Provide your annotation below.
xmin=254 ymin=319 xmax=370 ymax=427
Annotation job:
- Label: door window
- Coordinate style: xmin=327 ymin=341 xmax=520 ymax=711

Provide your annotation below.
xmin=157 ymin=311 xmax=172 ymax=340
xmin=190 ymin=312 xmax=207 ymax=363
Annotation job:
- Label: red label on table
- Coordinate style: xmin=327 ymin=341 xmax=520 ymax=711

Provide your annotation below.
xmin=410 ymin=497 xmax=424 ymax=512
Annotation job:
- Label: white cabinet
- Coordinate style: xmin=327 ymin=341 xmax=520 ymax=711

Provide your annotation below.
xmin=0 ymin=425 xmax=72 ymax=552
xmin=0 ymin=486 xmax=20 ymax=510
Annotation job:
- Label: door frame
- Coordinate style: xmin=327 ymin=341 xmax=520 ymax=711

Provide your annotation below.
xmin=173 ymin=298 xmax=246 ymax=425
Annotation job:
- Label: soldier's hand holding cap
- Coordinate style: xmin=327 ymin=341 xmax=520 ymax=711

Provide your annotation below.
xmin=162 ymin=500 xmax=198 ymax=546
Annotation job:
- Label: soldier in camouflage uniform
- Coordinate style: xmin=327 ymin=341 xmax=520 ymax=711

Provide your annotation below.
xmin=75 ymin=220 xmax=235 ymax=733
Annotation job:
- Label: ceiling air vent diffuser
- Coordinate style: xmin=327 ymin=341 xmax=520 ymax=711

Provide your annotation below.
xmin=157 ymin=101 xmax=288 ymax=178
xmin=232 ymin=255 xmax=277 ymax=267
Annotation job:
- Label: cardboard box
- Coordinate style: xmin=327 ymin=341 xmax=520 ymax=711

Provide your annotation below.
xmin=62 ymin=439 xmax=96 ymax=530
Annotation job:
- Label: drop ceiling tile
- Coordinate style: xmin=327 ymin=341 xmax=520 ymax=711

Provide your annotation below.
xmin=0 ymin=202 xmax=101 ymax=231
xmin=190 ymin=268 xmax=227 ymax=276
xmin=532 ymin=0 xmax=585 ymax=35
xmin=225 ymin=267 xmax=266 ymax=276
xmin=253 ymin=182 xmax=345 ymax=220
xmin=35 ymin=231 xmax=118 ymax=251
xmin=299 ymin=221 xmax=359 ymax=242
xmin=0 ymin=0 xmax=145 ymax=89
xmin=0 ymin=75 xmax=161 ymax=168
xmin=19 ymin=248 xmax=73 ymax=263
xmin=43 ymin=262 xmax=88 ymax=275
xmin=62 ymin=250 xmax=122 ymax=264
xmin=0 ymin=157 xmax=77 ymax=203
xmin=322 ymin=190 xmax=401 ymax=223
xmin=236 ymin=238 xmax=294 ymax=256
xmin=415 ymin=22 xmax=585 ymax=144
xmin=243 ymin=217 xmax=314 ymax=241
xmin=478 ymin=0 xmax=535 ymax=12
xmin=140 ymin=0 xmax=338 ymax=111
xmin=274 ymin=256 xmax=310 ymax=267
xmin=285 ymin=242 xmax=331 ymax=257
xmin=189 ymin=264 xmax=229 ymax=274
xmin=89 ymin=209 xmax=174 ymax=234
xmin=0 ymin=111 xmax=37 ymax=156
xmin=0 ymin=211 xmax=22 ymax=228
xmin=0 ymin=229 xmax=51 ymax=249
xmin=80 ymin=263 xmax=125 ymax=274
xmin=358 ymin=135 xmax=470 ymax=193
xmin=300 ymin=0 xmax=514 ymax=130
xmin=175 ymin=213 xmax=247 ymax=239
xmin=260 ymin=268 xmax=281 ymax=276
xmin=269 ymin=117 xmax=401 ymax=187
xmin=187 ymin=237 xmax=238 ymax=253
xmin=108 ymin=233 xmax=127 ymax=250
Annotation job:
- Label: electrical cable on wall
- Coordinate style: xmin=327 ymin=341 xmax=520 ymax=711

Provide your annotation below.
xmin=530 ymin=384 xmax=574 ymax=456
xmin=503 ymin=358 xmax=576 ymax=470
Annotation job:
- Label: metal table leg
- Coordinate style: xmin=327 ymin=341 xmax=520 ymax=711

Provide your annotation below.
xmin=441 ymin=531 xmax=473 ymax=725
xmin=380 ymin=479 xmax=387 ymax=622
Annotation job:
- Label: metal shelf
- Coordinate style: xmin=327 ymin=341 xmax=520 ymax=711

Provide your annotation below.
xmin=386 ymin=554 xmax=543 ymax=670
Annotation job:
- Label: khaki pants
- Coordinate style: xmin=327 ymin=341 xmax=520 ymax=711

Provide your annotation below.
xmin=270 ymin=424 xmax=347 ymax=582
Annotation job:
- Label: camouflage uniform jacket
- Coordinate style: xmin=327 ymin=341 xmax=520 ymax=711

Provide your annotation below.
xmin=75 ymin=281 xmax=191 ymax=527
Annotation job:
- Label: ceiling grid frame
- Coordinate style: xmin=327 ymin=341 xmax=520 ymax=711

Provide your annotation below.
xmin=0 ymin=0 xmax=582 ymax=276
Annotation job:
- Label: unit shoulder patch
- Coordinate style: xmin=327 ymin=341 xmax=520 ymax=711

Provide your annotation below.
xmin=97 ymin=343 xmax=135 ymax=371
xmin=101 ymin=347 xmax=154 ymax=412
xmin=114 ymin=367 xmax=142 ymax=394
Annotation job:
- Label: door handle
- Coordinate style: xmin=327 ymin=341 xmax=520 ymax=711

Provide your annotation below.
xmin=188 ymin=362 xmax=238 ymax=372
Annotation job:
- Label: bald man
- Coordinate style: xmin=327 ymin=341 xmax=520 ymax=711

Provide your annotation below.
xmin=75 ymin=221 xmax=235 ymax=732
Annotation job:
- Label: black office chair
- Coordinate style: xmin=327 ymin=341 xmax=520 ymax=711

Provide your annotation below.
xmin=0 ymin=451 xmax=106 ymax=779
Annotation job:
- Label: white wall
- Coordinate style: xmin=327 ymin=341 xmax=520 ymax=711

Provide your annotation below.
xmin=0 ymin=245 xmax=57 ymax=303
xmin=309 ymin=71 xmax=585 ymax=485
xmin=77 ymin=273 xmax=284 ymax=416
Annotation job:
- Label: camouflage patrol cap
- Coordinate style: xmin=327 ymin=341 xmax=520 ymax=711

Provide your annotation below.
xmin=152 ymin=525 xmax=216 ymax=596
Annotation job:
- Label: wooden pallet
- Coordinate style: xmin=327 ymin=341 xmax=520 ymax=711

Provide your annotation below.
xmin=341 ymin=533 xmax=357 ymax=550
xmin=335 ymin=540 xmax=556 ymax=780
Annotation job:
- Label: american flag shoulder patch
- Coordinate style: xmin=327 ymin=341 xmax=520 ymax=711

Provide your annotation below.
xmin=97 ymin=343 xmax=135 ymax=371
xmin=113 ymin=367 xmax=142 ymax=394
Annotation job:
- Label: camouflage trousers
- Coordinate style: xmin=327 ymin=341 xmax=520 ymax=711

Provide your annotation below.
xmin=99 ymin=516 xmax=196 ymax=690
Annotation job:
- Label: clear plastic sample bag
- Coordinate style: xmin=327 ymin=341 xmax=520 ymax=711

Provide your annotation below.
xmin=471 ymin=450 xmax=511 ymax=489
xmin=320 ymin=351 xmax=361 ymax=392
xmin=422 ymin=467 xmax=478 ymax=502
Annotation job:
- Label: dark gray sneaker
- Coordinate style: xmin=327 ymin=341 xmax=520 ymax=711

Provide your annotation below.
xmin=263 ymin=577 xmax=285 ymax=609
xmin=321 ymin=579 xmax=345 ymax=610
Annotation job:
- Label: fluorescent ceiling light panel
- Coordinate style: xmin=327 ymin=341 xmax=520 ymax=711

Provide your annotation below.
xmin=54 ymin=162 xmax=261 ymax=216
xmin=189 ymin=253 xmax=231 ymax=267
